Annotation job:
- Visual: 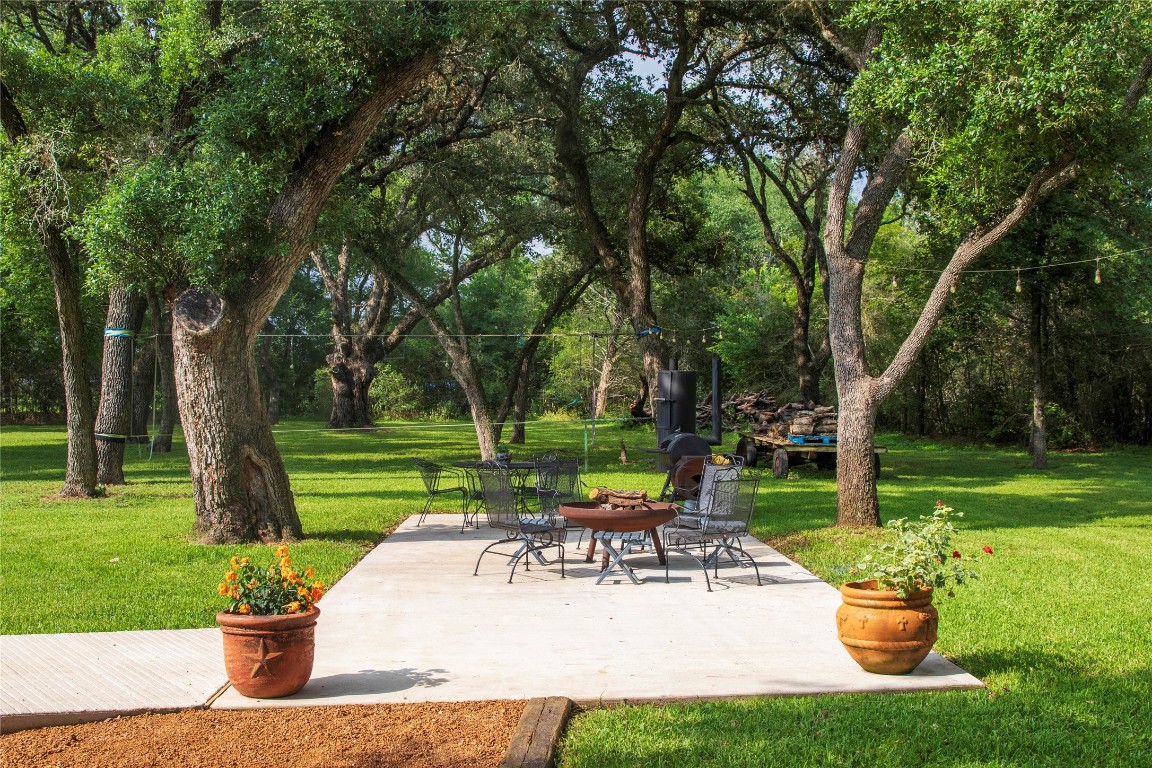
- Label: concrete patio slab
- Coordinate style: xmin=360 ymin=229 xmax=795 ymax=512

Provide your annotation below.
xmin=213 ymin=514 xmax=982 ymax=710
xmin=0 ymin=629 xmax=225 ymax=733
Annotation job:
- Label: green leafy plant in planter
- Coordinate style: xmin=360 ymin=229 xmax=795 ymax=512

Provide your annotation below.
xmin=851 ymin=502 xmax=988 ymax=598
xmin=837 ymin=501 xmax=992 ymax=674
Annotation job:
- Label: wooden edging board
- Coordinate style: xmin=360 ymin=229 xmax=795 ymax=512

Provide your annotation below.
xmin=502 ymin=696 xmax=574 ymax=768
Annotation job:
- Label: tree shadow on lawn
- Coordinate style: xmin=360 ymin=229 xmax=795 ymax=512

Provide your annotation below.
xmin=303 ymin=529 xmax=390 ymax=544
xmin=764 ymin=451 xmax=1151 ymax=534
xmin=563 ymin=647 xmax=1151 ymax=767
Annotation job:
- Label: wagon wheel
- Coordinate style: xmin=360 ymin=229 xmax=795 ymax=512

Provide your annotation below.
xmin=815 ymin=452 xmax=837 ymax=471
xmin=873 ymin=451 xmax=881 ymax=480
xmin=735 ymin=436 xmax=759 ymax=468
xmin=772 ymin=448 xmax=789 ymax=479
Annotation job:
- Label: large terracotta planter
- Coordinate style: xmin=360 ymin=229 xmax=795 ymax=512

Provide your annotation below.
xmin=836 ymin=580 xmax=937 ymax=674
xmin=216 ymin=607 xmax=319 ymax=698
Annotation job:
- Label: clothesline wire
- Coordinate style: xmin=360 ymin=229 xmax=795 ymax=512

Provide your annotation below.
xmin=889 ymin=244 xmax=1151 ymax=274
xmin=135 ymin=326 xmax=721 ymax=341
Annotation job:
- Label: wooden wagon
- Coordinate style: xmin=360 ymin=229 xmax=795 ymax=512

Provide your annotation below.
xmin=735 ymin=433 xmax=887 ymax=479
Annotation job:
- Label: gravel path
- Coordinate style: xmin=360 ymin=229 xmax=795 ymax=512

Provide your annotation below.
xmin=1 ymin=701 xmax=524 ymax=768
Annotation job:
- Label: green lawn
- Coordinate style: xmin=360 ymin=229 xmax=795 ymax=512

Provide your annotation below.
xmin=1 ymin=421 xmax=1149 ymax=766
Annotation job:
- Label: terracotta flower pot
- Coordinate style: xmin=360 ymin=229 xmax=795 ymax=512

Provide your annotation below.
xmin=216 ymin=607 xmax=319 ymax=698
xmin=836 ymin=580 xmax=938 ymax=675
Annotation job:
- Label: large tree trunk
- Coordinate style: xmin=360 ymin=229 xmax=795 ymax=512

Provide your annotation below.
xmin=129 ymin=334 xmax=156 ymax=445
xmin=313 ymin=246 xmax=391 ymax=430
xmin=835 ymin=378 xmax=881 ymax=526
xmin=95 ymin=288 xmax=146 ymax=484
xmin=328 ymin=361 xmax=358 ymax=428
xmin=147 ymin=289 xmax=178 ymax=453
xmin=450 ymin=350 xmax=498 ymax=459
xmin=259 ymin=331 xmax=281 ymax=425
xmin=794 ymin=284 xmax=822 ymax=404
xmin=1029 ymin=272 xmax=1049 ymax=469
xmin=3 ymin=83 xmax=97 ymax=496
xmin=827 ymin=249 xmax=883 ymax=526
xmin=326 ymin=350 xmax=378 ymax=429
xmin=173 ymin=290 xmax=302 ymax=543
xmin=594 ymin=309 xmax=625 ymax=419
xmin=170 ymin=49 xmax=439 ymax=542
xmin=44 ymin=225 xmax=98 ymax=497
xmin=509 ymin=373 xmax=531 ymax=445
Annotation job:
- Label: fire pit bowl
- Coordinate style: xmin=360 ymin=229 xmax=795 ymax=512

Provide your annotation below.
xmin=558 ymin=501 xmax=675 ymax=533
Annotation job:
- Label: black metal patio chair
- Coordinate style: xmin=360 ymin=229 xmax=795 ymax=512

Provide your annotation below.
xmin=532 ymin=457 xmax=587 ymax=545
xmin=663 ymin=473 xmax=762 ymax=591
xmin=658 ymin=453 xmax=742 ymax=504
xmin=412 ymin=458 xmax=471 ymax=532
xmin=473 ymin=467 xmax=567 ymax=583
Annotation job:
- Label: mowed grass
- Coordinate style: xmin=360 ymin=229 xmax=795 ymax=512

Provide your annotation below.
xmin=2 ymin=421 xmax=1150 ymax=766
xmin=559 ymin=435 xmax=1152 ymax=768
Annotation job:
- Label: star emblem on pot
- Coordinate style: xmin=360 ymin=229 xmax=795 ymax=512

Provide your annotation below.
xmin=246 ymin=638 xmax=284 ymax=679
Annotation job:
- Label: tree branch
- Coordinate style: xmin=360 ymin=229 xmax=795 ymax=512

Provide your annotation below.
xmin=875 ymin=159 xmax=1077 ymax=399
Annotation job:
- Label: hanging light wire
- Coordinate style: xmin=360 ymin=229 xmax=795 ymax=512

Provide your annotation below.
xmin=887 ymin=244 xmax=1149 ymax=275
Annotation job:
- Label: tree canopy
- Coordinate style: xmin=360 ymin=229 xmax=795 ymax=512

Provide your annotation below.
xmin=3 ymin=0 xmax=1149 ymax=537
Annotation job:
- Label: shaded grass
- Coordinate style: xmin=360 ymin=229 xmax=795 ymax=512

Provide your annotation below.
xmin=2 ymin=421 xmax=1150 ymax=766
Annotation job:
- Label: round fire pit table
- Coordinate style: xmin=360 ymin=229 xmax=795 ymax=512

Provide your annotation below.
xmin=558 ymin=501 xmax=676 ymax=584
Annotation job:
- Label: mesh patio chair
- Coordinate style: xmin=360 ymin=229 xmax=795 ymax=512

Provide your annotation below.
xmin=667 ymin=459 xmax=742 ymax=530
xmin=533 ymin=457 xmax=587 ymax=545
xmin=658 ymin=454 xmax=742 ymax=503
xmin=663 ymin=473 xmax=762 ymax=591
xmin=461 ymin=460 xmax=500 ymax=524
xmin=473 ymin=467 xmax=567 ymax=583
xmin=412 ymin=458 xmax=471 ymax=532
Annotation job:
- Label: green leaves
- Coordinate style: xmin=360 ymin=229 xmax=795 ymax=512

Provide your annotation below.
xmin=78 ymin=149 xmax=280 ymax=292
xmin=219 ymin=547 xmax=324 ymax=616
xmin=853 ymin=502 xmax=983 ymax=598
xmin=847 ymin=0 xmax=1152 ymax=233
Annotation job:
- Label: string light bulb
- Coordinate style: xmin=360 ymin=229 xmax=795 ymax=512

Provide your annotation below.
xmin=949 ymin=283 xmax=956 ymax=294
xmin=891 ymin=274 xmax=898 ymax=288
xmin=1095 ymin=256 xmax=1102 ymax=284
xmin=1015 ymin=268 xmax=1022 ymax=293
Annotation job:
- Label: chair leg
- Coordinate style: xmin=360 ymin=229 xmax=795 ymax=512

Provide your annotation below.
xmin=508 ymin=538 xmax=564 ymax=582
xmin=459 ymin=490 xmax=472 ymax=533
xmin=725 ymin=541 xmax=762 ymax=586
xmin=703 ymin=540 xmax=762 ymax=587
xmin=664 ymin=545 xmax=713 ymax=591
xmin=417 ymin=495 xmax=434 ymax=526
xmin=479 ymin=533 xmax=565 ymax=583
xmin=474 ymin=539 xmax=512 ymax=576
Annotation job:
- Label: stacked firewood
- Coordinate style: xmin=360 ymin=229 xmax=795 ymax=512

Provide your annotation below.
xmin=698 ymin=390 xmax=838 ymax=439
